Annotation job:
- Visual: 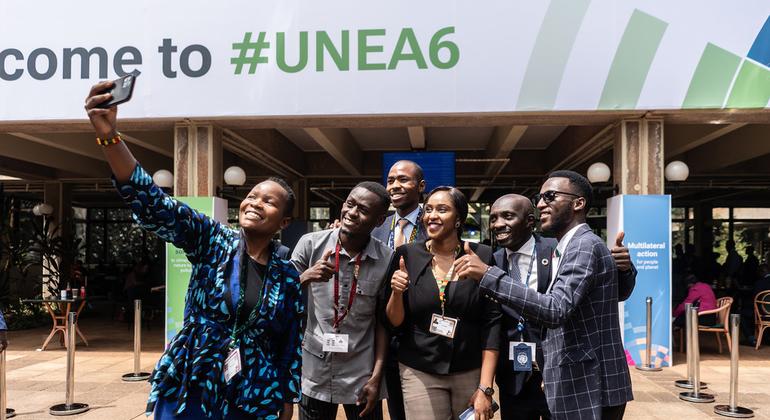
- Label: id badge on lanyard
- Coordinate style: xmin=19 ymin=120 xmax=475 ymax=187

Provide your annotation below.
xmin=509 ymin=317 xmax=536 ymax=372
xmin=224 ymin=346 xmax=242 ymax=382
xmin=429 ymin=313 xmax=458 ymax=338
xmin=429 ymin=243 xmax=461 ymax=338
xmin=329 ymin=242 xmax=361 ymax=352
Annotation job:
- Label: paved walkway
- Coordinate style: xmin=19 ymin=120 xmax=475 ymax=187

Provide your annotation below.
xmin=3 ymin=317 xmax=770 ymax=419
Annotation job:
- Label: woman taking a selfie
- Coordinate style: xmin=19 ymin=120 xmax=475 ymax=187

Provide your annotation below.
xmin=383 ymin=186 xmax=501 ymax=420
xmin=84 ymin=81 xmax=303 ymax=420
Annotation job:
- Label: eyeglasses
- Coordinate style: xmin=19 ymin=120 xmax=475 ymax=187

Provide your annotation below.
xmin=533 ymin=190 xmax=582 ymax=204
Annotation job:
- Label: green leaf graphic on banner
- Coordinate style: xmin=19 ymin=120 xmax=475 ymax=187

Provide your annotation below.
xmin=725 ymin=59 xmax=770 ymax=108
xmin=516 ymin=0 xmax=591 ymax=110
xmin=682 ymin=43 xmax=741 ymax=109
xmin=598 ymin=10 xmax=667 ymax=110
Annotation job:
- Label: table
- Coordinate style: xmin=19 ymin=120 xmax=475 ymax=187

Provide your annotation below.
xmin=22 ymin=298 xmax=89 ymax=351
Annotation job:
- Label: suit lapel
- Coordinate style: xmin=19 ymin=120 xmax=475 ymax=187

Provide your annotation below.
xmin=409 ymin=241 xmax=433 ymax=288
xmin=550 ymin=224 xmax=592 ymax=286
xmin=493 ymin=248 xmax=506 ymax=270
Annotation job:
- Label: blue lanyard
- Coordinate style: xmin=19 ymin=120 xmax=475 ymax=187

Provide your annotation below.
xmin=511 ymin=251 xmax=535 ymax=336
xmin=508 ymin=250 xmax=535 ymax=287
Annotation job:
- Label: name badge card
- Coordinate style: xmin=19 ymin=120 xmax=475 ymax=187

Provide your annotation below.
xmin=322 ymin=333 xmax=349 ymax=353
xmin=512 ymin=342 xmax=533 ymax=372
xmin=224 ymin=347 xmax=242 ymax=383
xmin=430 ymin=314 xmax=458 ymax=338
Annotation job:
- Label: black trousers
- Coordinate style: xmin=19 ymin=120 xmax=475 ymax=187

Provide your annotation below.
xmin=499 ymin=371 xmax=551 ymax=420
xmin=299 ymin=394 xmax=383 ymax=420
xmin=601 ymin=403 xmax=626 ymax=420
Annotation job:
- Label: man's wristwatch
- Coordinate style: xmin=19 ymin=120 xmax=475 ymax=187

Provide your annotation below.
xmin=478 ymin=385 xmax=494 ymax=397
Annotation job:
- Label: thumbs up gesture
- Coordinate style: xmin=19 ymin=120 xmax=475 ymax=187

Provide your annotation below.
xmin=454 ymin=242 xmax=489 ymax=282
xmin=391 ymin=256 xmax=410 ymax=295
xmin=300 ymin=248 xmax=335 ymax=285
xmin=611 ymin=231 xmax=632 ymax=272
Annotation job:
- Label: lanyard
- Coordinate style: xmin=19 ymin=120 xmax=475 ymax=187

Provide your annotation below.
xmin=387 ymin=210 xmax=421 ymax=248
xmin=508 ymin=250 xmax=535 ymax=338
xmin=521 ymin=251 xmax=536 ymax=287
xmin=429 ymin=242 xmax=460 ymax=315
xmin=229 ymin=246 xmax=269 ymax=349
xmin=333 ymin=241 xmax=361 ymax=331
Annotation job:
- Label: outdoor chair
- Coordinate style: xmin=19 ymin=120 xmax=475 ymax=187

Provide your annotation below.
xmin=755 ymin=290 xmax=770 ymax=350
xmin=697 ymin=296 xmax=733 ymax=354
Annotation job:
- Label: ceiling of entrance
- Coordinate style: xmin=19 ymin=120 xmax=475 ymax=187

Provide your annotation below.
xmin=2 ymin=109 xmax=770 ymax=207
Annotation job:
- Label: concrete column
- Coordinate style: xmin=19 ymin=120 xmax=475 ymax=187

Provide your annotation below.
xmin=42 ymin=182 xmax=72 ymax=297
xmin=174 ymin=122 xmax=223 ymax=197
xmin=613 ymin=119 xmax=665 ymax=195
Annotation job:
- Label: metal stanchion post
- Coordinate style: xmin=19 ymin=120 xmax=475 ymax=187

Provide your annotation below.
xmin=714 ymin=314 xmax=754 ymax=418
xmin=637 ymin=297 xmax=662 ymax=371
xmin=675 ymin=303 xmax=694 ymax=388
xmin=675 ymin=303 xmax=707 ymax=389
xmin=123 ymin=300 xmax=151 ymax=382
xmin=1 ymin=349 xmax=16 ymax=419
xmin=679 ymin=306 xmax=715 ymax=403
xmin=49 ymin=312 xmax=89 ymax=416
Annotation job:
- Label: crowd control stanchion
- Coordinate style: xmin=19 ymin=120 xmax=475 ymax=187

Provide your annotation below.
xmin=122 ymin=300 xmax=150 ymax=382
xmin=49 ymin=312 xmax=89 ymax=416
xmin=714 ymin=314 xmax=754 ymax=418
xmin=675 ymin=303 xmax=707 ymax=389
xmin=636 ymin=297 xmax=662 ymax=371
xmin=679 ymin=307 xmax=715 ymax=403
xmin=1 ymin=348 xmax=16 ymax=419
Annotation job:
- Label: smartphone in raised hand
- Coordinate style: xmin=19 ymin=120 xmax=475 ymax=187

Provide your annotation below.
xmin=96 ymin=72 xmax=138 ymax=109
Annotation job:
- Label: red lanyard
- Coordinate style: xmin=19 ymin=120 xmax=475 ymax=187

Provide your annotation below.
xmin=333 ymin=241 xmax=361 ymax=331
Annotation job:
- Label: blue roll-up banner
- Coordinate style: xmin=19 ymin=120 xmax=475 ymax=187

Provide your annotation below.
xmin=607 ymin=195 xmax=672 ymax=367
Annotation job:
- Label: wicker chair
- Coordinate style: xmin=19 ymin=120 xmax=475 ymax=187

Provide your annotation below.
xmin=697 ymin=297 xmax=733 ymax=354
xmin=755 ymin=291 xmax=770 ymax=350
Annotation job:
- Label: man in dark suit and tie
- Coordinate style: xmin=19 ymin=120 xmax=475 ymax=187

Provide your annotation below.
xmin=458 ymin=171 xmax=634 ymax=420
xmin=487 ymin=193 xmax=636 ymax=420
xmin=371 ymin=160 xmax=427 ymax=420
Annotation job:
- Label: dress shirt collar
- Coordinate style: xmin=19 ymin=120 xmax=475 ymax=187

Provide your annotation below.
xmin=555 ymin=223 xmax=587 ymax=257
xmin=332 ymin=228 xmax=381 ymax=261
xmin=505 ymin=234 xmax=535 ymax=262
xmin=397 ymin=205 xmax=421 ymax=227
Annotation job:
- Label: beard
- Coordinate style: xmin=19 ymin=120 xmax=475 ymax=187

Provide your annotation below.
xmin=543 ymin=211 xmax=570 ymax=235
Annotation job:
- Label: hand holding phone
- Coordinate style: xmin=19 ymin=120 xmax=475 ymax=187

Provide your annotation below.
xmin=96 ymin=72 xmax=139 ymax=109
xmin=458 ymin=400 xmax=499 ymax=420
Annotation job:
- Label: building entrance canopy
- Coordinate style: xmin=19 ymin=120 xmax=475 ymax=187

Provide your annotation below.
xmin=2 ymin=0 xmax=769 ymax=122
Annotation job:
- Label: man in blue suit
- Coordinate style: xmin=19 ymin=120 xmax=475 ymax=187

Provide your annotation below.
xmin=370 ymin=160 xmax=427 ymax=420
xmin=486 ymin=194 xmax=636 ymax=420
xmin=459 ymin=171 xmax=634 ymax=420
xmin=371 ymin=160 xmax=427 ymax=249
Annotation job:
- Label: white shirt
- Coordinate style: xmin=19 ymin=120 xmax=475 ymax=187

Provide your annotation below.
xmin=395 ymin=205 xmax=421 ymax=242
xmin=550 ymin=223 xmax=587 ymax=285
xmin=505 ymin=235 xmax=538 ymax=290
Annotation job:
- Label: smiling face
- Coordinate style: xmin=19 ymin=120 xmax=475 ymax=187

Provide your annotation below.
xmin=238 ymin=180 xmax=291 ymax=235
xmin=339 ymin=186 xmax=386 ymax=237
xmin=422 ymin=190 xmax=460 ymax=241
xmin=536 ymin=177 xmax=584 ymax=237
xmin=386 ymin=161 xmax=425 ymax=213
xmin=490 ymin=195 xmax=535 ymax=251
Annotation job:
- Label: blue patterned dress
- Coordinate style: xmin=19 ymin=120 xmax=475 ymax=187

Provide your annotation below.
xmin=113 ymin=164 xmax=304 ymax=419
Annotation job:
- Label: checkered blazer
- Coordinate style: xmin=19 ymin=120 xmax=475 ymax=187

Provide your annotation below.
xmin=480 ymin=225 xmax=633 ymax=419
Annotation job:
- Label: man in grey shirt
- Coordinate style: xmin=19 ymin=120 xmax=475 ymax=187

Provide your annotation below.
xmin=292 ymin=181 xmax=393 ymax=420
